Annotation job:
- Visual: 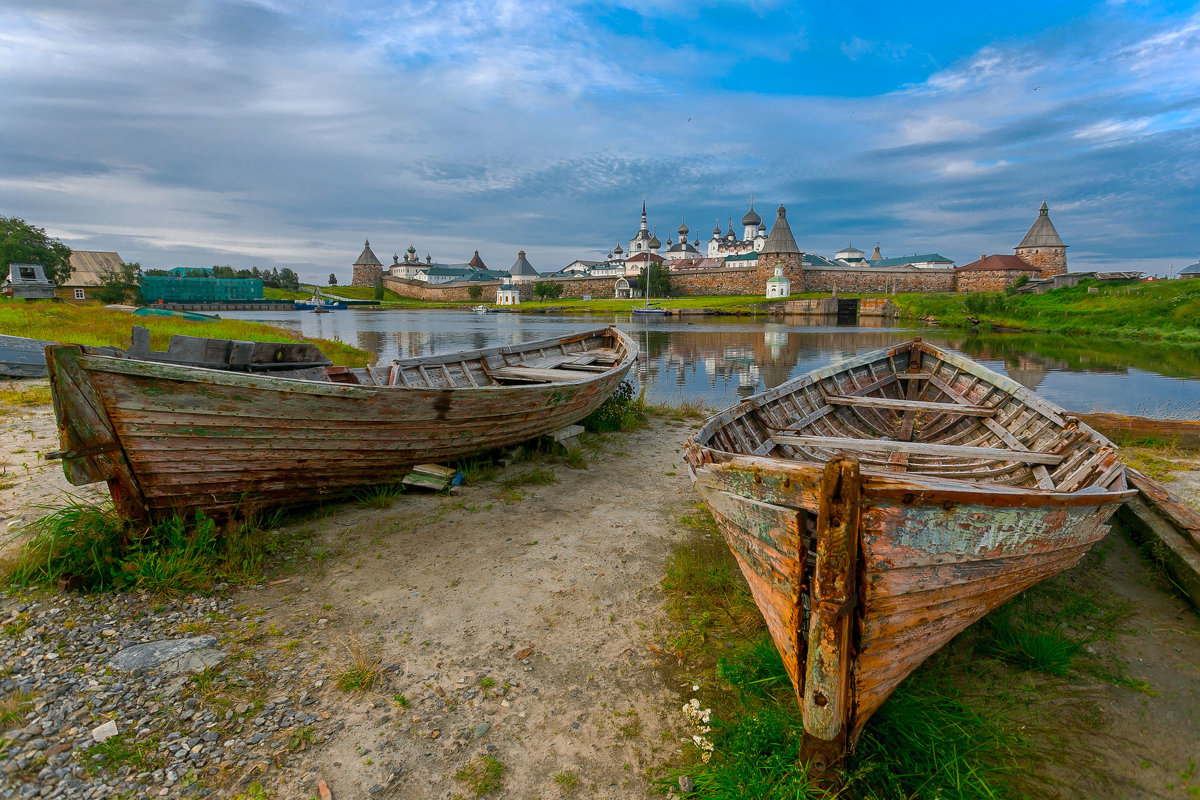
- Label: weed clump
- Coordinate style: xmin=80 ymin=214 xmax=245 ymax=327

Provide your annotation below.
xmin=335 ymin=637 xmax=383 ymax=692
xmin=454 ymin=755 xmax=506 ymax=796
xmin=582 ymin=380 xmax=645 ymax=433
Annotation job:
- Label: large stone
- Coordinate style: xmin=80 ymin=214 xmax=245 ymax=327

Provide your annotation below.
xmin=109 ymin=637 xmax=224 ymax=674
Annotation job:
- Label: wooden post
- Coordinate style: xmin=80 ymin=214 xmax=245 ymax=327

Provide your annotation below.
xmin=799 ymin=457 xmax=861 ymax=775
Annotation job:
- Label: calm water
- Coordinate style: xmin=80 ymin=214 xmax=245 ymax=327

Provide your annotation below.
xmin=215 ymin=308 xmax=1200 ymax=417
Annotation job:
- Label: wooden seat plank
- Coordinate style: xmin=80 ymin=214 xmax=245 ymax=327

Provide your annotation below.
xmin=824 ymin=395 xmax=996 ymax=417
xmin=769 ymin=435 xmax=1065 ymax=465
xmin=488 ymin=366 xmax=583 ymax=383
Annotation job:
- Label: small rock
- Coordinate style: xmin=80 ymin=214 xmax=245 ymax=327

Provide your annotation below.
xmin=678 ymin=775 xmax=696 ymax=794
xmin=91 ymin=721 xmax=119 ymax=743
xmin=473 ymin=723 xmax=490 ymax=738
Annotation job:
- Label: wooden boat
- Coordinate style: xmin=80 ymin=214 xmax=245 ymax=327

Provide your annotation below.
xmin=1 ymin=333 xmax=56 ymax=377
xmin=684 ymin=338 xmax=1133 ymax=773
xmin=0 ymin=327 xmax=327 ymax=379
xmin=47 ymin=326 xmax=636 ymax=523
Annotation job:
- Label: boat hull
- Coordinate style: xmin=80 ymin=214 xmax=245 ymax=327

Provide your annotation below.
xmin=684 ymin=338 xmax=1133 ymax=769
xmin=48 ymin=327 xmax=636 ymax=522
xmin=0 ymin=334 xmax=55 ymax=377
xmin=691 ymin=455 xmax=1126 ymax=743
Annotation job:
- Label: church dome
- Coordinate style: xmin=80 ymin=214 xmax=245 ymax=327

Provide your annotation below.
xmin=741 ymin=205 xmax=761 ymax=226
xmin=678 ymin=218 xmax=689 ymax=237
xmin=649 ymin=235 xmax=661 ymax=249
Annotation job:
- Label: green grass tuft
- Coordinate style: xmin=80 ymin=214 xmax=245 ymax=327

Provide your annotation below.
xmin=454 ymin=755 xmax=506 ymax=796
xmin=4 ymin=501 xmax=304 ymax=594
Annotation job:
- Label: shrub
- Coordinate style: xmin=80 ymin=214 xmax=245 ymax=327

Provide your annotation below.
xmin=468 ymin=285 xmax=483 ymax=301
xmin=533 ymin=281 xmax=564 ymax=300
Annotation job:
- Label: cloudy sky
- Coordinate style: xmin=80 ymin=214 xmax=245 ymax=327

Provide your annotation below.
xmin=2 ymin=0 xmax=1198 ymax=281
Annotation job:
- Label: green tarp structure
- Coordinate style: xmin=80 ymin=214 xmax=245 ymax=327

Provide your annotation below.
xmin=140 ymin=276 xmax=263 ymax=303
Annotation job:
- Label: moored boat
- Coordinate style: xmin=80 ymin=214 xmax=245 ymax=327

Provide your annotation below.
xmin=684 ymin=338 xmax=1133 ymax=772
xmin=47 ymin=326 xmax=636 ymax=523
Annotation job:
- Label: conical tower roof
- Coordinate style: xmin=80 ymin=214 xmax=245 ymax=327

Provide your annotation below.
xmin=354 ymin=239 xmax=382 ymax=267
xmin=468 ymin=249 xmax=486 ymax=269
xmin=761 ymin=206 xmax=801 ymax=254
xmin=1017 ymin=201 xmax=1067 ymax=249
xmin=509 ymin=250 xmax=539 ymax=277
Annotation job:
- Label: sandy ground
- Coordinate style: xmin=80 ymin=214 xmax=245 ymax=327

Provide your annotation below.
xmin=2 ymin=380 xmax=1199 ymax=798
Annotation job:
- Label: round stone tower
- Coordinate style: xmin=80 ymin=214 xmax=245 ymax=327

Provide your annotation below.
xmin=1014 ymin=201 xmax=1068 ymax=278
xmin=351 ymin=239 xmax=383 ymax=287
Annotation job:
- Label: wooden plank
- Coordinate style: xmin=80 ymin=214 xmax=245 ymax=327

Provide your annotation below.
xmin=556 ymin=363 xmax=610 ymax=372
xmin=824 ymin=395 xmax=996 ymax=417
xmin=1118 ymin=469 xmax=1200 ymax=611
xmin=770 ymin=435 xmax=1065 ymax=465
xmin=488 ymin=366 xmax=584 ymax=383
xmin=799 ymin=458 xmax=861 ymax=774
xmin=523 ymin=355 xmax=571 ymax=369
xmin=1076 ymin=412 xmax=1200 ymax=450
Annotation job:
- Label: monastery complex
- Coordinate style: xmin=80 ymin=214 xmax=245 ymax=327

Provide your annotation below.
xmin=350 ymin=200 xmax=1072 ymax=302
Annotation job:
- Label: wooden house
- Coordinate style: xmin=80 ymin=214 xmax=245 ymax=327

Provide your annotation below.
xmin=59 ymin=251 xmax=124 ymax=301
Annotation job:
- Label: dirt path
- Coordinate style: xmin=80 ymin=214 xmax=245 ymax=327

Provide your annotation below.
xmin=249 ymin=421 xmax=700 ymax=799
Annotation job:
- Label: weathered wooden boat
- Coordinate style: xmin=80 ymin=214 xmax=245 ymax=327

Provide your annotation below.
xmin=47 ymin=326 xmax=636 ymax=523
xmin=684 ymin=338 xmax=1133 ymax=773
xmin=1 ymin=333 xmax=57 ymax=377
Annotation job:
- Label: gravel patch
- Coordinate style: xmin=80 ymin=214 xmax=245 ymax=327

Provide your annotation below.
xmin=1 ymin=589 xmax=338 ymax=799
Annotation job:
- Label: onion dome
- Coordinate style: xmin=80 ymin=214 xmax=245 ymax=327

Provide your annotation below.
xmin=678 ymin=216 xmax=689 ymax=238
xmin=712 ymin=220 xmax=722 ymax=236
xmin=407 ymin=244 xmax=416 ymax=254
xmin=614 ymin=243 xmax=623 ymax=254
xmin=741 ymin=204 xmax=761 ymax=227
xmin=649 ymin=234 xmax=661 ymax=249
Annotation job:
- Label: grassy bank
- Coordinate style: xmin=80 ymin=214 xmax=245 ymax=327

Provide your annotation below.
xmin=0 ymin=298 xmax=373 ymax=366
xmin=894 ymin=278 xmax=1200 ymax=343
xmin=263 ymin=285 xmax=425 ymax=304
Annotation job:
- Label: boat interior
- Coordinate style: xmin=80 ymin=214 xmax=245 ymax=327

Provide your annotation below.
xmin=89 ymin=327 xmax=630 ymax=389
xmin=699 ymin=339 xmax=1125 ymax=493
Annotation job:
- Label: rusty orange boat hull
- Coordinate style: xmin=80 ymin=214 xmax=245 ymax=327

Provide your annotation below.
xmin=685 ymin=339 xmax=1133 ymax=771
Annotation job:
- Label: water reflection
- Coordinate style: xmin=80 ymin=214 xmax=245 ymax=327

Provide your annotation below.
xmin=214 ymin=308 xmax=1200 ymax=417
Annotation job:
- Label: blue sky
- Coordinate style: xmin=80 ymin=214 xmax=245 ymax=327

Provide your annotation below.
xmin=1 ymin=0 xmax=1197 ymax=280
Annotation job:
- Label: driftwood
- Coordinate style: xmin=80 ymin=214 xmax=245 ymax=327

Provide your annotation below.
xmin=1117 ymin=468 xmax=1200 ymax=610
xmin=1076 ymin=413 xmax=1200 ymax=451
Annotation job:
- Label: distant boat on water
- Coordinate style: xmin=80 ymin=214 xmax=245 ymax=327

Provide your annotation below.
xmin=295 ymin=288 xmax=346 ymax=311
